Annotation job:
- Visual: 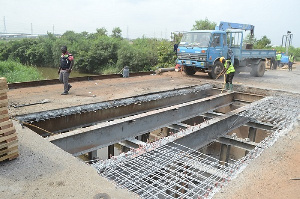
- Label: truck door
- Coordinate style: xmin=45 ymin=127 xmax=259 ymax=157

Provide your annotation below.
xmin=210 ymin=33 xmax=226 ymax=61
xmin=222 ymin=33 xmax=228 ymax=58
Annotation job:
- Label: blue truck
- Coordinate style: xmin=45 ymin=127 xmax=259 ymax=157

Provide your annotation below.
xmin=176 ymin=22 xmax=276 ymax=79
xmin=279 ymin=53 xmax=289 ymax=67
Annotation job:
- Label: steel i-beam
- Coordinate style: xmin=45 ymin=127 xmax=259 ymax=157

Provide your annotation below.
xmin=47 ymin=92 xmax=234 ymax=156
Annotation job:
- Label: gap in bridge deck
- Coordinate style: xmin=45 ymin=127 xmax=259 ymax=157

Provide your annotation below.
xmin=23 ymin=85 xmax=216 ymax=136
xmin=19 ymin=86 xmax=268 ymax=163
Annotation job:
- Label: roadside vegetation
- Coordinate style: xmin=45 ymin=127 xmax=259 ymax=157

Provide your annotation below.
xmin=0 ymin=61 xmax=43 ymax=83
xmin=0 ymin=28 xmax=176 ymax=77
xmin=0 ymin=19 xmax=299 ymax=83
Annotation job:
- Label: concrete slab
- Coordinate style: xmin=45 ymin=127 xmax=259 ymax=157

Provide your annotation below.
xmin=0 ymin=120 xmax=139 ymax=199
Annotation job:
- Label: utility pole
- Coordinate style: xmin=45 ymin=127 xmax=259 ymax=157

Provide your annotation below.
xmin=282 ymin=31 xmax=293 ymax=55
xmin=165 ymin=28 xmax=167 ymax=40
xmin=3 ymin=16 xmax=7 ymax=33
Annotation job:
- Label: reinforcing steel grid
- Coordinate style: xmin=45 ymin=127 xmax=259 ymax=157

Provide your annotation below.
xmin=101 ymin=143 xmax=235 ymax=199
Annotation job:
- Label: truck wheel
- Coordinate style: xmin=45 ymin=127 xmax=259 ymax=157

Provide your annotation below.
xmin=183 ymin=67 xmax=196 ymax=75
xmin=209 ymin=61 xmax=224 ymax=79
xmin=251 ymin=61 xmax=265 ymax=77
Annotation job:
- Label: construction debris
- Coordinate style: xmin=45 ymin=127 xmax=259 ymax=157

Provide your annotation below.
xmin=10 ymin=99 xmax=50 ymax=108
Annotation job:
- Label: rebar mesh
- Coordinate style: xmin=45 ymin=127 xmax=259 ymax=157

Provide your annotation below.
xmin=238 ymin=95 xmax=300 ymax=131
xmin=94 ymin=94 xmax=300 ymax=199
xmin=100 ymin=143 xmax=237 ymax=199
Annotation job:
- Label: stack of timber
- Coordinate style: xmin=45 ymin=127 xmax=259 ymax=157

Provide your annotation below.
xmin=0 ymin=77 xmax=18 ymax=162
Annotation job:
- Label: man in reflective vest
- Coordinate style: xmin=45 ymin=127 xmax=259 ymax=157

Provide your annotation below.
xmin=220 ymin=57 xmax=235 ymax=92
xmin=58 ymin=46 xmax=74 ymax=95
xmin=288 ymin=54 xmax=294 ymax=71
xmin=276 ymin=52 xmax=282 ymax=69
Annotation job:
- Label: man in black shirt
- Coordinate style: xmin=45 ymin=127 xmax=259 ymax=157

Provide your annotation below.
xmin=58 ymin=46 xmax=74 ymax=95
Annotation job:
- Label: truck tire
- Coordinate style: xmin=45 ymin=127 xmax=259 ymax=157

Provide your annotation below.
xmin=183 ymin=67 xmax=196 ymax=75
xmin=271 ymin=58 xmax=277 ymax=69
xmin=251 ymin=61 xmax=265 ymax=77
xmin=209 ymin=61 xmax=224 ymax=79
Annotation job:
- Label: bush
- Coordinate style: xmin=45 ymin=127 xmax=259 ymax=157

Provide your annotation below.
xmin=0 ymin=61 xmax=42 ymax=83
xmin=0 ymin=30 xmax=178 ymax=74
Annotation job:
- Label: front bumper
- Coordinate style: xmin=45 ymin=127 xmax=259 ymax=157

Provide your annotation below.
xmin=177 ymin=59 xmax=206 ymax=68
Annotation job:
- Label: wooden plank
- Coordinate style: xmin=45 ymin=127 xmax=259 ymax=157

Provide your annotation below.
xmin=0 ymin=106 xmax=7 ymax=112
xmin=0 ymin=107 xmax=8 ymax=115
xmin=0 ymin=78 xmax=8 ymax=89
xmin=0 ymin=151 xmax=19 ymax=162
xmin=0 ymin=98 xmax=8 ymax=108
xmin=0 ymin=117 xmax=9 ymax=124
xmin=0 ymin=133 xmax=17 ymax=143
xmin=0 ymin=113 xmax=9 ymax=120
xmin=0 ymin=89 xmax=8 ymax=95
xmin=0 ymin=116 xmax=9 ymax=123
xmin=0 ymin=120 xmax=13 ymax=130
xmin=0 ymin=126 xmax=16 ymax=136
xmin=0 ymin=143 xmax=18 ymax=156
xmin=0 ymin=92 xmax=7 ymax=99
xmin=0 ymin=139 xmax=18 ymax=150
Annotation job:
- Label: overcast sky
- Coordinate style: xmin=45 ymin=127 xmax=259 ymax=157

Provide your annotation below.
xmin=1 ymin=0 xmax=300 ymax=47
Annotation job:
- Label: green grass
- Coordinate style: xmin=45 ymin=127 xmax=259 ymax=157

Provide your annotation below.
xmin=0 ymin=61 xmax=43 ymax=83
xmin=100 ymin=65 xmax=122 ymax=75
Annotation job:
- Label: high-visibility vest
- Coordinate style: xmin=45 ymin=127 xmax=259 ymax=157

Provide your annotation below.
xmin=276 ymin=54 xmax=282 ymax=60
xmin=225 ymin=60 xmax=235 ymax=74
xmin=289 ymin=55 xmax=294 ymax=62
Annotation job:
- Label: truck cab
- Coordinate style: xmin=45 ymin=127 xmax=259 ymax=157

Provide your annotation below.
xmin=177 ymin=30 xmax=229 ymax=78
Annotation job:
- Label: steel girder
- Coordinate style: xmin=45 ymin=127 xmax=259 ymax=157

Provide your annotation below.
xmin=48 ymin=92 xmax=234 ymax=156
xmin=173 ymin=109 xmax=249 ymax=150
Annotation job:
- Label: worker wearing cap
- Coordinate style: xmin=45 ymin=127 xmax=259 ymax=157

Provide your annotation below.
xmin=220 ymin=57 xmax=235 ymax=92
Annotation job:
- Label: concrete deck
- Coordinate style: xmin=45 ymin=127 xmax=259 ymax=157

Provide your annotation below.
xmin=0 ymin=120 xmax=138 ymax=199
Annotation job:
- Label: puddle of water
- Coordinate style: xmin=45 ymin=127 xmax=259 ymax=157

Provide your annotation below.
xmin=37 ymin=67 xmax=94 ymax=80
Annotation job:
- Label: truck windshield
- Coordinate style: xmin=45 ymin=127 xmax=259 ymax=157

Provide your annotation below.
xmin=179 ymin=32 xmax=211 ymax=47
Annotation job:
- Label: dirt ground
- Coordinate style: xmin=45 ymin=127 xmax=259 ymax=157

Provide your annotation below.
xmin=6 ymin=63 xmax=300 ymax=198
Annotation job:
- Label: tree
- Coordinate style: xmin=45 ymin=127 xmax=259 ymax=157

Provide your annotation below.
xmin=171 ymin=32 xmax=184 ymax=44
xmin=192 ymin=18 xmax=217 ymax=30
xmin=61 ymin=31 xmax=80 ymax=44
xmin=111 ymin=27 xmax=122 ymax=39
xmin=254 ymin=35 xmax=271 ymax=49
xmin=157 ymin=40 xmax=176 ymax=68
xmin=243 ymin=33 xmax=256 ymax=45
xmin=96 ymin=27 xmax=108 ymax=36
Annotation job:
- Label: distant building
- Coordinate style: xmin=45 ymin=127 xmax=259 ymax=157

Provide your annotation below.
xmin=0 ymin=33 xmax=61 ymax=40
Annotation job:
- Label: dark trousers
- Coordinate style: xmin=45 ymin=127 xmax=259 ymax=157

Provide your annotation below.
xmin=288 ymin=61 xmax=293 ymax=71
xmin=277 ymin=60 xmax=281 ymax=68
xmin=59 ymin=70 xmax=70 ymax=93
xmin=226 ymin=72 xmax=234 ymax=84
